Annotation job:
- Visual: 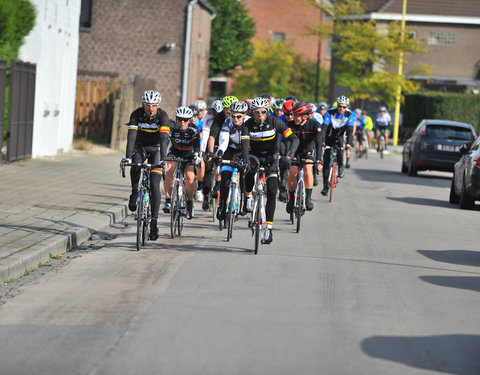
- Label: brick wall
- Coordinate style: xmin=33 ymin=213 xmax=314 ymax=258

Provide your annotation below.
xmin=78 ymin=0 xmax=198 ymax=117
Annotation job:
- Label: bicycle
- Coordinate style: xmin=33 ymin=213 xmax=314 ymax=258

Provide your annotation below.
xmin=165 ymin=156 xmax=192 ymax=239
xmin=289 ymin=159 xmax=316 ymax=233
xmin=325 ymin=145 xmax=340 ymax=203
xmin=377 ymin=129 xmax=386 ymax=159
xmin=220 ymin=158 xmax=245 ymax=241
xmin=248 ymin=157 xmax=268 ymax=255
xmin=121 ymin=159 xmax=164 ymax=251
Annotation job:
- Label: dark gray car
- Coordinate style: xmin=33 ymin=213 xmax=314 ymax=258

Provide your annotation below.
xmin=449 ymin=136 xmax=480 ymax=209
xmin=402 ymin=119 xmax=476 ymax=176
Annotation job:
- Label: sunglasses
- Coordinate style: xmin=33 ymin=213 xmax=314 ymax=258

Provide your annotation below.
xmin=253 ymin=110 xmax=268 ymax=115
xmin=176 ymin=117 xmax=190 ymax=123
xmin=231 ymin=114 xmax=244 ymax=119
xmin=338 ymin=105 xmax=348 ymax=109
xmin=285 ymin=112 xmax=294 ymax=117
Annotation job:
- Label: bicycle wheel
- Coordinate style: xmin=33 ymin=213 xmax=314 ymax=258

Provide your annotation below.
xmin=227 ymin=183 xmax=236 ymax=241
xmin=177 ymin=183 xmax=185 ymax=236
xmin=136 ymin=187 xmax=145 ymax=251
xmin=254 ymin=194 xmax=262 ymax=255
xmin=380 ymin=137 xmax=385 ymax=159
xmin=142 ymin=191 xmax=150 ymax=246
xmin=296 ymin=180 xmax=304 ymax=233
xmin=329 ymin=163 xmax=337 ymax=203
xmin=170 ymin=181 xmax=178 ymax=238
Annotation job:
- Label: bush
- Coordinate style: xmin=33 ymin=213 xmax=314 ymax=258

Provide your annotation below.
xmin=403 ymin=92 xmax=480 ymax=132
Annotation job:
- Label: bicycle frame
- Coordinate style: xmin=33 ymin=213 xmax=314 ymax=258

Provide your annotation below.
xmin=221 ymin=159 xmax=243 ymax=241
xmin=250 ymin=166 xmax=266 ymax=254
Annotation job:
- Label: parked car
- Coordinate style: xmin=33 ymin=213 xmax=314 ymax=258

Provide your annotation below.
xmin=402 ymin=119 xmax=476 ymax=176
xmin=449 ymin=136 xmax=480 ymax=209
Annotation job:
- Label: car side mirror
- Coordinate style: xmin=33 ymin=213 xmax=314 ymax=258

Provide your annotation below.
xmin=459 ymin=144 xmax=469 ymax=155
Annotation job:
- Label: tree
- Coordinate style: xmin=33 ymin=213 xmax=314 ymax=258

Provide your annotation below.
xmin=208 ymin=0 xmax=256 ymax=77
xmin=234 ymin=41 xmax=329 ymax=102
xmin=0 ymin=0 xmax=36 ymax=64
xmin=309 ymin=0 xmax=430 ymax=108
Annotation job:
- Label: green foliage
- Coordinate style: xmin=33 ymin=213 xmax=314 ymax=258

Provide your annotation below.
xmin=234 ymin=41 xmax=329 ymax=102
xmin=403 ymin=92 xmax=480 ymax=132
xmin=309 ymin=0 xmax=430 ymax=107
xmin=208 ymin=0 xmax=256 ymax=77
xmin=0 ymin=0 xmax=36 ymax=63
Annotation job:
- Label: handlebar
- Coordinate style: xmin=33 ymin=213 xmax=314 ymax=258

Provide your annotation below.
xmin=120 ymin=158 xmax=165 ymax=178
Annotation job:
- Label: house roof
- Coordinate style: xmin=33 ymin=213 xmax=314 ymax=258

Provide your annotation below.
xmin=361 ymin=0 xmax=480 ymax=18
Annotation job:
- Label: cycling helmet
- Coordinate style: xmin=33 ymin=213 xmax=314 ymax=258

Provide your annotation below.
xmin=318 ymin=102 xmax=328 ymax=110
xmin=282 ymin=100 xmax=296 ymax=114
xmin=188 ymin=104 xmax=199 ymax=116
xmin=259 ymin=93 xmax=273 ymax=104
xmin=211 ymin=99 xmax=223 ymax=113
xmin=355 ymin=108 xmax=362 ymax=115
xmin=175 ymin=106 xmax=193 ymax=119
xmin=310 ymin=102 xmax=318 ymax=113
xmin=292 ymin=102 xmax=314 ymax=116
xmin=285 ymin=95 xmax=297 ymax=102
xmin=142 ymin=90 xmax=162 ymax=104
xmin=336 ymin=95 xmax=350 ymax=106
xmin=250 ymin=97 xmax=270 ymax=109
xmin=229 ymin=101 xmax=249 ymax=113
xmin=195 ymin=99 xmax=207 ymax=110
xmin=272 ymin=98 xmax=286 ymax=110
xmin=222 ymin=95 xmax=239 ymax=109
xmin=379 ymin=106 xmax=388 ymax=112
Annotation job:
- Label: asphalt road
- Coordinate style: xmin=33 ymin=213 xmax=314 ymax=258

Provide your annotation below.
xmin=0 ymin=150 xmax=479 ymax=375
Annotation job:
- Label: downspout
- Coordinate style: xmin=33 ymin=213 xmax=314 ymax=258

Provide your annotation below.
xmin=181 ymin=0 xmax=198 ymax=106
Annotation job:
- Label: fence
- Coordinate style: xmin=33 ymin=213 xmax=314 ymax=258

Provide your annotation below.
xmin=0 ymin=59 xmax=36 ymax=163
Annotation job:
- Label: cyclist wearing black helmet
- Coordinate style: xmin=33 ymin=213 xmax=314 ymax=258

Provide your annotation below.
xmin=124 ymin=90 xmax=170 ymax=240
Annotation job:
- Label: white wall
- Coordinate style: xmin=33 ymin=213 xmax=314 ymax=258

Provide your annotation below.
xmin=19 ymin=0 xmax=80 ymax=157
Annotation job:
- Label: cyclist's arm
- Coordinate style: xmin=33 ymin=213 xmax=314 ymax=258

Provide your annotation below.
xmin=159 ymin=115 xmax=172 ymax=160
xmin=125 ymin=110 xmax=139 ymax=158
xmin=314 ymin=123 xmax=323 ymax=162
xmin=240 ymin=123 xmax=250 ymax=162
xmin=346 ymin=113 xmax=356 ymax=148
xmin=218 ymin=128 xmax=230 ymax=154
xmin=275 ymin=118 xmax=298 ymax=157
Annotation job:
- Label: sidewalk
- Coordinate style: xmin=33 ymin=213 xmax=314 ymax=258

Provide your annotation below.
xmin=0 ymin=146 xmax=130 ymax=283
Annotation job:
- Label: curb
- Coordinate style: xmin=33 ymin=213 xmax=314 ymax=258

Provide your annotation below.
xmin=0 ymin=203 xmax=128 ymax=283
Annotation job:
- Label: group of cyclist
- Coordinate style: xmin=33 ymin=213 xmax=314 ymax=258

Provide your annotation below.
xmin=123 ymin=89 xmax=390 ymax=245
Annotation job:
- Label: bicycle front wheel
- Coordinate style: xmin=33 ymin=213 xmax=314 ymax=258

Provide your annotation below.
xmin=142 ymin=192 xmax=150 ymax=246
xmin=254 ymin=194 xmax=262 ymax=255
xmin=170 ymin=182 xmax=178 ymax=238
xmin=296 ymin=180 xmax=304 ymax=233
xmin=226 ymin=184 xmax=236 ymax=241
xmin=136 ymin=187 xmax=145 ymax=251
xmin=329 ymin=163 xmax=337 ymax=203
xmin=177 ymin=184 xmax=185 ymax=236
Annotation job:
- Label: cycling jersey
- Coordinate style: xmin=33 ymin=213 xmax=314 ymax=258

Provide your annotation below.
xmin=376 ymin=112 xmax=391 ymax=129
xmin=208 ymin=111 xmax=227 ymax=146
xmin=313 ymin=112 xmax=323 ymax=125
xmin=200 ymin=111 xmax=216 ymax=154
xmin=321 ymin=108 xmax=355 ymax=147
xmin=126 ymin=107 xmax=170 ymax=159
xmin=241 ymin=115 xmax=299 ymax=158
xmin=363 ymin=115 xmax=373 ymax=131
xmin=168 ymin=120 xmax=200 ymax=158
xmin=287 ymin=118 xmax=322 ymax=161
xmin=218 ymin=115 xmax=251 ymax=153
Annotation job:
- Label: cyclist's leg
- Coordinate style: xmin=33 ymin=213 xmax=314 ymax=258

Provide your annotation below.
xmin=278 ymin=140 xmax=288 ymax=201
xmin=263 ymin=156 xmax=279 ymax=244
xmin=129 ymin=144 xmax=147 ymax=211
xmin=321 ymin=147 xmax=331 ymax=195
xmin=147 ymin=146 xmax=162 ymax=239
xmin=218 ymin=168 xmax=232 ymax=220
xmin=184 ymin=163 xmax=196 ymax=219
xmin=243 ymin=155 xmax=259 ymax=213
xmin=286 ymin=164 xmax=299 ymax=214
xmin=163 ymin=153 xmax=176 ymax=212
xmin=304 ymin=155 xmax=315 ymax=210
xmin=337 ymin=142 xmax=345 ymax=177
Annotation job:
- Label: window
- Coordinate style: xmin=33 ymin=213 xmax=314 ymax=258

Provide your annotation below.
xmin=428 ymin=32 xmax=455 ymax=46
xmin=272 ymin=32 xmax=285 ymax=42
xmin=80 ymin=0 xmax=92 ymax=28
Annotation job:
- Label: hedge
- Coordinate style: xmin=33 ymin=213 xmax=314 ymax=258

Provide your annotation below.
xmin=403 ymin=92 xmax=480 ymax=132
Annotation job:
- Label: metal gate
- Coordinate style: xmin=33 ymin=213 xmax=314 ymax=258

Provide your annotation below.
xmin=2 ymin=60 xmax=36 ymax=162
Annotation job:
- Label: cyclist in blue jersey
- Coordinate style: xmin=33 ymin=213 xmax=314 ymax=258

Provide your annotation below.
xmin=271 ymin=98 xmax=285 ymax=118
xmin=320 ymin=95 xmax=355 ymax=196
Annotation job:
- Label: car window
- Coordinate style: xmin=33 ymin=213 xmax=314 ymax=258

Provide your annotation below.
xmin=425 ymin=125 xmax=474 ymax=141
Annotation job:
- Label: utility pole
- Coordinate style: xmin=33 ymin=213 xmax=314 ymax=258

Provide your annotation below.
xmin=393 ymin=0 xmax=407 ymax=146
xmin=314 ymin=6 xmax=323 ymax=103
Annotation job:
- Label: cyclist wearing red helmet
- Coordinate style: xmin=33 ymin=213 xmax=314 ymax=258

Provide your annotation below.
xmin=284 ymin=102 xmax=323 ymax=212
xmin=277 ymin=99 xmax=297 ymax=201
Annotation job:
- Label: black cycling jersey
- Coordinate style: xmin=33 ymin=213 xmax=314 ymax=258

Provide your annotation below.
xmin=168 ymin=120 xmax=200 ymax=158
xmin=208 ymin=111 xmax=227 ymax=145
xmin=126 ymin=107 xmax=170 ymax=159
xmin=287 ymin=118 xmax=322 ymax=161
xmin=241 ymin=115 xmax=299 ymax=159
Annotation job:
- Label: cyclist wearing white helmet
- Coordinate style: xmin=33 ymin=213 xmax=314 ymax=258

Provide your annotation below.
xmin=320 ymin=95 xmax=355 ymax=196
xmin=124 ymin=89 xmax=170 ymax=241
xmin=271 ymin=98 xmax=285 ymax=118
xmin=240 ymin=97 xmax=299 ymax=244
xmin=195 ymin=99 xmax=207 ymax=121
xmin=375 ymin=106 xmax=391 ymax=150
xmin=163 ymin=106 xmax=201 ymax=220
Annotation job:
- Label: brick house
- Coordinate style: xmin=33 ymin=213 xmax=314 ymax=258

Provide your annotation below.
xmin=77 ymin=0 xmax=215 ymax=134
xmin=362 ymin=0 xmax=480 ymax=93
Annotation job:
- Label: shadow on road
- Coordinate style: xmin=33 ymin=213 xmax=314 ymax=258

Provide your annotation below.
xmin=419 ymin=275 xmax=480 ymax=293
xmin=386 ymin=196 xmax=453 ymax=209
xmin=361 ymin=334 xmax=480 ymax=374
xmin=418 ymin=250 xmax=480 ymax=267
xmin=353 ymin=168 xmax=451 ymax=188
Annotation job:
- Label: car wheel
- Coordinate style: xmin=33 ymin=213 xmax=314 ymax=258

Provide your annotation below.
xmin=408 ymin=157 xmax=417 ymax=177
xmin=401 ymin=156 xmax=408 ymax=173
xmin=459 ymin=177 xmax=475 ymax=210
xmin=449 ymin=177 xmax=460 ymax=204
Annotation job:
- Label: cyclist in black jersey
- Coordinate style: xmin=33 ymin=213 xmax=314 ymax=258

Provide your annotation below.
xmin=241 ymin=97 xmax=299 ymax=244
xmin=163 ymin=106 xmax=201 ymax=220
xmin=124 ymin=90 xmax=170 ymax=240
xmin=284 ymin=102 xmax=323 ymax=213
xmin=216 ymin=101 xmax=249 ymax=221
